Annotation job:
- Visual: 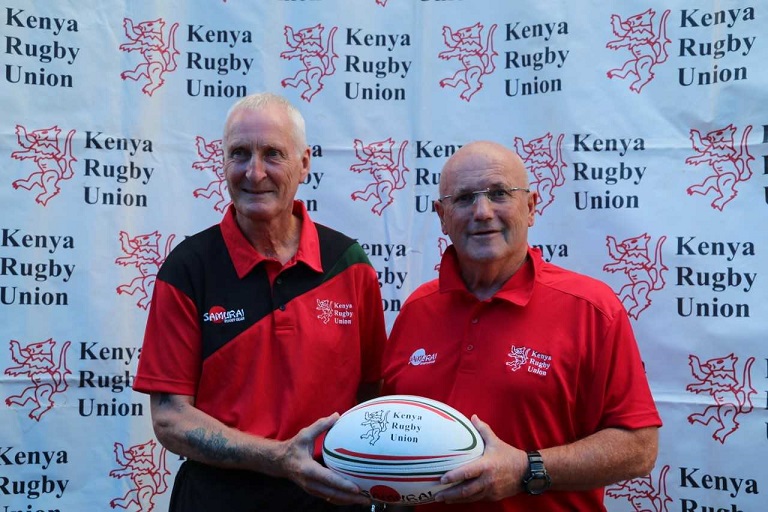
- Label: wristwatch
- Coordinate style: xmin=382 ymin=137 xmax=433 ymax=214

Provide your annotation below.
xmin=521 ymin=450 xmax=551 ymax=495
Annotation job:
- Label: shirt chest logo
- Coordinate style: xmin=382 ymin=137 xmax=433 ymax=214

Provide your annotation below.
xmin=315 ymin=299 xmax=354 ymax=325
xmin=506 ymin=345 xmax=552 ymax=377
xmin=203 ymin=305 xmax=245 ymax=324
xmin=409 ymin=348 xmax=437 ymax=366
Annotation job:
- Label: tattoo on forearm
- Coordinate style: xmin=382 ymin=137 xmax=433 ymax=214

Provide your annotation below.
xmin=185 ymin=428 xmax=243 ymax=463
xmin=157 ymin=393 xmax=173 ymax=406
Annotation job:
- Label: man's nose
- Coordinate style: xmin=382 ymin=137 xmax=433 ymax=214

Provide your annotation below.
xmin=472 ymin=193 xmax=494 ymax=218
xmin=245 ymin=155 xmax=266 ymax=179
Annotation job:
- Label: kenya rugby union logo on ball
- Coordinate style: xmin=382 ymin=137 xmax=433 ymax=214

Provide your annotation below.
xmin=323 ymin=395 xmax=484 ymax=504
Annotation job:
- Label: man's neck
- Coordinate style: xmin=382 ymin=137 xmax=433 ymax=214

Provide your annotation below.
xmin=238 ymin=212 xmax=302 ymax=265
xmin=461 ymin=253 xmax=528 ymax=301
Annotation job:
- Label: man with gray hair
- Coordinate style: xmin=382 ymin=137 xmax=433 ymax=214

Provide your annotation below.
xmin=134 ymin=93 xmax=386 ymax=511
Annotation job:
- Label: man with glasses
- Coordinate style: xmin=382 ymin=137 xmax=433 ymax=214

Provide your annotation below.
xmin=381 ymin=141 xmax=661 ymax=511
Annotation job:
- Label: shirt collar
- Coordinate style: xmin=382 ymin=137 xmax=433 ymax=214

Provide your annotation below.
xmin=438 ymin=245 xmax=540 ymax=305
xmin=221 ymin=201 xmax=323 ymax=279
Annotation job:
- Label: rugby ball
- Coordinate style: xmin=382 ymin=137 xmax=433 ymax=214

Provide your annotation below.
xmin=323 ymin=395 xmax=484 ymax=505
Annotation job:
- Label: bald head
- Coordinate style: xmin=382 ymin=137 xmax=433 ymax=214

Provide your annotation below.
xmin=440 ymin=141 xmax=528 ymax=197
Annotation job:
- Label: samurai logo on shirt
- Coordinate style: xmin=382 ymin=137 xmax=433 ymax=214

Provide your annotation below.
xmin=203 ymin=305 xmax=245 ymax=324
xmin=409 ymin=348 xmax=437 ymax=366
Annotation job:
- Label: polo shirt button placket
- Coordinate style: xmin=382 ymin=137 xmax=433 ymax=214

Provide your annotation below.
xmin=458 ymin=312 xmax=480 ymax=373
xmin=274 ymin=276 xmax=286 ymax=313
xmin=468 ymin=316 xmax=479 ymax=351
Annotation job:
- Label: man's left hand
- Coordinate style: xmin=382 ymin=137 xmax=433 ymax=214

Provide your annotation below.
xmin=434 ymin=415 xmax=528 ymax=504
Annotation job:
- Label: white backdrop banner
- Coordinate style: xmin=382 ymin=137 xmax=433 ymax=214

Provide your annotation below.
xmin=1 ymin=1 xmax=766 ymax=510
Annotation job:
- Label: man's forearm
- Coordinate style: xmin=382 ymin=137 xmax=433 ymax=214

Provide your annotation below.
xmin=540 ymin=426 xmax=659 ymax=491
xmin=150 ymin=392 xmax=287 ymax=476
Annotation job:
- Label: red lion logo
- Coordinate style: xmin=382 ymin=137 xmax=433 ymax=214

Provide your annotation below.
xmin=5 ymin=338 xmax=71 ymax=421
xmin=606 ymin=9 xmax=671 ymax=93
xmin=11 ymin=124 xmax=76 ymax=206
xmin=350 ymin=138 xmax=409 ymax=215
xmin=119 ymin=18 xmax=180 ymax=96
xmin=438 ymin=22 xmax=498 ymax=101
xmin=603 ymin=233 xmax=667 ymax=319
xmin=360 ymin=410 xmax=390 ymax=446
xmin=434 ymin=237 xmax=449 ymax=272
xmin=606 ymin=465 xmax=671 ymax=512
xmin=116 ymin=230 xmax=176 ymax=310
xmin=109 ymin=439 xmax=170 ymax=511
xmin=316 ymin=299 xmax=333 ymax=324
xmin=280 ymin=24 xmax=338 ymax=102
xmin=191 ymin=136 xmax=230 ymax=213
xmin=686 ymin=353 xmax=756 ymax=443
xmin=514 ymin=133 xmax=566 ymax=215
xmin=685 ymin=123 xmax=753 ymax=211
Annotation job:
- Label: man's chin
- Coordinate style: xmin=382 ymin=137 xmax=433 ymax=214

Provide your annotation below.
xmin=459 ymin=246 xmax=506 ymax=264
xmin=234 ymin=203 xmax=277 ymax=221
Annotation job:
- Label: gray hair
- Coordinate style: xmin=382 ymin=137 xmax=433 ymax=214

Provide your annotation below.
xmin=223 ymin=92 xmax=307 ymax=155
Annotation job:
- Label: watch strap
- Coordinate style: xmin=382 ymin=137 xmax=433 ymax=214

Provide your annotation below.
xmin=522 ymin=450 xmax=551 ymax=495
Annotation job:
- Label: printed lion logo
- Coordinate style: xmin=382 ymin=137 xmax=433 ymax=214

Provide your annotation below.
xmin=603 ymin=233 xmax=667 ymax=319
xmin=606 ymin=465 xmax=671 ymax=512
xmin=606 ymin=8 xmax=671 ymax=93
xmin=438 ymin=22 xmax=498 ymax=101
xmin=316 ymin=299 xmax=333 ymax=324
xmin=5 ymin=338 xmax=71 ymax=421
xmin=685 ymin=123 xmax=753 ymax=211
xmin=280 ymin=23 xmax=338 ymax=102
xmin=191 ymin=136 xmax=230 ymax=213
xmin=434 ymin=237 xmax=449 ymax=272
xmin=116 ymin=230 xmax=176 ymax=310
xmin=10 ymin=124 xmax=77 ymax=206
xmin=514 ymin=133 xmax=566 ymax=215
xmin=360 ymin=410 xmax=390 ymax=446
xmin=350 ymin=138 xmax=409 ymax=215
xmin=686 ymin=353 xmax=756 ymax=443
xmin=505 ymin=345 xmax=530 ymax=372
xmin=119 ymin=17 xmax=180 ymax=96
xmin=109 ymin=439 xmax=170 ymax=511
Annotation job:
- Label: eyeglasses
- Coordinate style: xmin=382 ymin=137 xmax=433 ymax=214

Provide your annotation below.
xmin=438 ymin=187 xmax=530 ymax=208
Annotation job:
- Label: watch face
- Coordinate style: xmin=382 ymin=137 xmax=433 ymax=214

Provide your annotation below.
xmin=526 ymin=476 xmax=550 ymax=494
xmin=523 ymin=451 xmax=551 ymax=495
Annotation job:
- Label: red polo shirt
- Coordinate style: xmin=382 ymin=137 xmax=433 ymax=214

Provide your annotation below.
xmin=382 ymin=246 xmax=661 ymax=511
xmin=134 ymin=202 xmax=387 ymax=444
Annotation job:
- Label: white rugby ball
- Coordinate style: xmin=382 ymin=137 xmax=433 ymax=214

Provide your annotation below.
xmin=323 ymin=395 xmax=484 ymax=505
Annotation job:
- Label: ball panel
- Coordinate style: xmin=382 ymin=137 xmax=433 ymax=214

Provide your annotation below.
xmin=323 ymin=395 xmax=484 ymax=505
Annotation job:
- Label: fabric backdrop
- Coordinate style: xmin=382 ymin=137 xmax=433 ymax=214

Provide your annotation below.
xmin=1 ymin=1 xmax=766 ymax=510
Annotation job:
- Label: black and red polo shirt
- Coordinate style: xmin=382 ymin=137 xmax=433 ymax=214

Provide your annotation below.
xmin=134 ymin=202 xmax=386 ymax=443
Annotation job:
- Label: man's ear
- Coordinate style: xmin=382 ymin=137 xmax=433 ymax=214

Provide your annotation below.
xmin=527 ymin=191 xmax=538 ymax=227
xmin=435 ymin=200 xmax=448 ymax=235
xmin=300 ymin=146 xmax=311 ymax=181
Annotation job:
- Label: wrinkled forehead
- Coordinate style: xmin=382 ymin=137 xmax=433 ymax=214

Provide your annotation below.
xmin=224 ymin=106 xmax=294 ymax=146
xmin=441 ymin=148 xmax=524 ymax=192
